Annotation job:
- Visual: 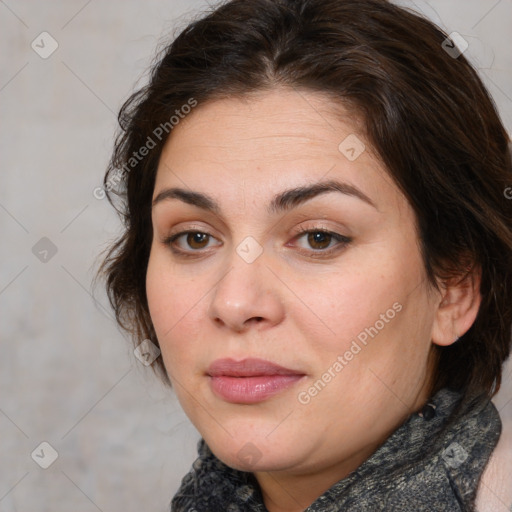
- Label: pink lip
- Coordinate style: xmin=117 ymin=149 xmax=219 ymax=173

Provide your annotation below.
xmin=207 ymin=358 xmax=306 ymax=404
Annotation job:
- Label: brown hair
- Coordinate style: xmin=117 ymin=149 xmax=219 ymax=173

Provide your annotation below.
xmin=96 ymin=0 xmax=512 ymax=397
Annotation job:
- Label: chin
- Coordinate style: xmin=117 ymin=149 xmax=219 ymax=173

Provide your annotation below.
xmin=203 ymin=429 xmax=304 ymax=473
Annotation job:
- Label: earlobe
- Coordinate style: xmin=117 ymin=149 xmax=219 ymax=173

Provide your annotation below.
xmin=431 ymin=266 xmax=482 ymax=347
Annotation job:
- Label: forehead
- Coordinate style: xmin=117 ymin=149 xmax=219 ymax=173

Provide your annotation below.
xmin=154 ymin=87 xmax=402 ymax=214
xmin=160 ymin=88 xmax=366 ymax=160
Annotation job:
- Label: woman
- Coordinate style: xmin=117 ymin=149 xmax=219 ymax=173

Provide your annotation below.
xmin=97 ymin=0 xmax=512 ymax=510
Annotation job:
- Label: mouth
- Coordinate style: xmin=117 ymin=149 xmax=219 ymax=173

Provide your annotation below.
xmin=206 ymin=358 xmax=306 ymax=404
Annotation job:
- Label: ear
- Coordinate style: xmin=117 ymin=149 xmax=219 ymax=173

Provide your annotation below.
xmin=431 ymin=265 xmax=482 ymax=347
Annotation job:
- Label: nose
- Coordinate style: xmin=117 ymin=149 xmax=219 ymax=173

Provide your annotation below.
xmin=207 ymin=248 xmax=285 ymax=332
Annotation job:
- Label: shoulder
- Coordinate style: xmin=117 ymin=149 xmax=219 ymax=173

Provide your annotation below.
xmin=475 ymin=419 xmax=512 ymax=512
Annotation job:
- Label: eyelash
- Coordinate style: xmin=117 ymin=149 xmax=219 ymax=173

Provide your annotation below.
xmin=162 ymin=227 xmax=352 ymax=259
xmin=292 ymin=227 xmax=352 ymax=256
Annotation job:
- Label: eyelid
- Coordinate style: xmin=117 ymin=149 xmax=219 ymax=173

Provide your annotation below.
xmin=164 ymin=222 xmax=219 ymax=241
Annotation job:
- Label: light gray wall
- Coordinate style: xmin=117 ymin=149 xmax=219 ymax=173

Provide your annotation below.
xmin=1 ymin=1 xmax=511 ymax=511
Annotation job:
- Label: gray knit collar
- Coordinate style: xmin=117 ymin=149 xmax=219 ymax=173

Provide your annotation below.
xmin=171 ymin=388 xmax=501 ymax=511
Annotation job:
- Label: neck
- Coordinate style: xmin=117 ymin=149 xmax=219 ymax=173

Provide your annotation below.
xmin=253 ymin=441 xmax=382 ymax=512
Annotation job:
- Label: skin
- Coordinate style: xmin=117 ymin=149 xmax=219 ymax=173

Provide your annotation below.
xmin=146 ymin=87 xmax=481 ymax=512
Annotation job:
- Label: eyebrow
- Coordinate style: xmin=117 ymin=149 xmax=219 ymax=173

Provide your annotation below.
xmin=151 ymin=179 xmax=377 ymax=215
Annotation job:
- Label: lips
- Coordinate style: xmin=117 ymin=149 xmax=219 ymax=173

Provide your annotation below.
xmin=207 ymin=357 xmax=303 ymax=377
xmin=206 ymin=358 xmax=306 ymax=404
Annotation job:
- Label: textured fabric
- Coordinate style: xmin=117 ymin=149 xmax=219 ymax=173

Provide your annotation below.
xmin=170 ymin=388 xmax=501 ymax=511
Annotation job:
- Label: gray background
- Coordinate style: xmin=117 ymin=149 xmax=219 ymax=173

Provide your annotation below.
xmin=1 ymin=1 xmax=511 ymax=511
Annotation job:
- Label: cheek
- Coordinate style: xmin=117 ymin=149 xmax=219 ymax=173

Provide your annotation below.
xmin=300 ymin=242 xmax=434 ymax=388
xmin=145 ymin=250 xmax=204 ymax=365
xmin=299 ymin=253 xmax=416 ymax=352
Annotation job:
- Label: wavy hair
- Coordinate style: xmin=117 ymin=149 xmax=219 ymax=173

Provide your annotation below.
xmin=96 ymin=0 xmax=512 ymax=397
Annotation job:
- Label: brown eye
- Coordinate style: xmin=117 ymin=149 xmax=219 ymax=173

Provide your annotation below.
xmin=292 ymin=228 xmax=352 ymax=257
xmin=186 ymin=232 xmax=210 ymax=249
xmin=307 ymin=231 xmax=332 ymax=250
xmin=163 ymin=230 xmax=221 ymax=255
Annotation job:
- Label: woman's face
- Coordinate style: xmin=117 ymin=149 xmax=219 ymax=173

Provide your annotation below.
xmin=146 ymin=88 xmax=441 ymax=484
